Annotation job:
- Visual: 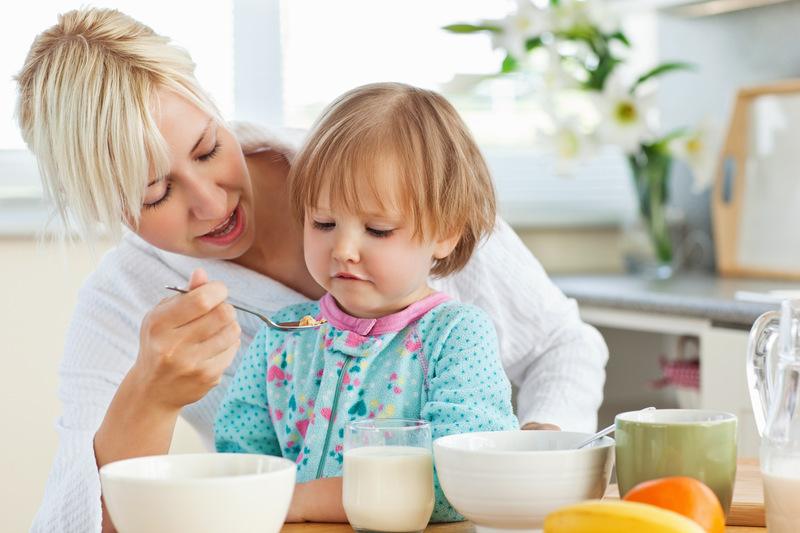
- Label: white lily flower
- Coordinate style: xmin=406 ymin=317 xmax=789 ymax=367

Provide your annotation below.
xmin=487 ymin=0 xmax=551 ymax=60
xmin=542 ymin=115 xmax=598 ymax=176
xmin=595 ymin=75 xmax=654 ymax=154
xmin=538 ymin=45 xmax=581 ymax=91
xmin=586 ymin=1 xmax=621 ymax=35
xmin=669 ymin=123 xmax=720 ymax=192
xmin=551 ymin=0 xmax=585 ymax=32
xmin=551 ymin=0 xmax=619 ymax=34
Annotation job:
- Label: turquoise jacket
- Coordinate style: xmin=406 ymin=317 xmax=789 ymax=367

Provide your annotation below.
xmin=215 ymin=292 xmax=518 ymax=522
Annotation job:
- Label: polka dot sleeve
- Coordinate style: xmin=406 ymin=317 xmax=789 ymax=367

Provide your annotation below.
xmin=214 ymin=326 xmax=281 ymax=456
xmin=420 ymin=304 xmax=519 ymax=522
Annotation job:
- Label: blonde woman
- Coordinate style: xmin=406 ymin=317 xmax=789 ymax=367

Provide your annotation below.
xmin=17 ymin=8 xmax=608 ymax=533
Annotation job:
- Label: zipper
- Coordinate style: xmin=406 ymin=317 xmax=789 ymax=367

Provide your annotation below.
xmin=315 ymin=355 xmax=353 ymax=479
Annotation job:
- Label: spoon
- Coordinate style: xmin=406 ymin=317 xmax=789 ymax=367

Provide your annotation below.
xmin=164 ymin=286 xmax=326 ymax=331
xmin=575 ymin=406 xmax=656 ymax=449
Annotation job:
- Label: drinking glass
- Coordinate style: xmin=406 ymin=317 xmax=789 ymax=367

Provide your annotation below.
xmin=343 ymin=419 xmax=434 ymax=533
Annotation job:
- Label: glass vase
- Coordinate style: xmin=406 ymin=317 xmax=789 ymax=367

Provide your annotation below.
xmin=626 ymin=148 xmax=674 ymax=279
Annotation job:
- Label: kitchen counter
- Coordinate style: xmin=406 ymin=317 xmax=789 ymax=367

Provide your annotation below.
xmin=548 ymin=273 xmax=800 ymax=459
xmin=551 ymin=273 xmax=800 ymax=328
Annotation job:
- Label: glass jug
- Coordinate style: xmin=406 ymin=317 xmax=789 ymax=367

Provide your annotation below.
xmin=747 ymin=299 xmax=800 ymax=533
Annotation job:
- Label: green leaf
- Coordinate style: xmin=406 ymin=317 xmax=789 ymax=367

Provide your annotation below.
xmin=652 ymin=128 xmax=691 ymax=151
xmin=609 ymin=31 xmax=630 ymax=46
xmin=501 ymin=53 xmax=519 ymax=73
xmin=560 ymin=26 xmax=597 ymax=43
xmin=442 ymin=23 xmax=501 ymax=34
xmin=585 ymin=56 xmax=622 ymax=91
xmin=633 ymin=62 xmax=694 ymax=91
xmin=525 ymin=36 xmax=543 ymax=51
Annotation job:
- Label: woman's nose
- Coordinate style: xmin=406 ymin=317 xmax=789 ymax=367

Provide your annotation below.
xmin=188 ymin=180 xmax=228 ymax=221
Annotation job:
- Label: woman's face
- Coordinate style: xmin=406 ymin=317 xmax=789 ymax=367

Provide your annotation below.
xmin=134 ymin=89 xmax=256 ymax=259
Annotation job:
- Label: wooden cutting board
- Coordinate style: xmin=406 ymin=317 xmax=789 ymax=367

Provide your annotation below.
xmin=604 ymin=458 xmax=765 ymax=527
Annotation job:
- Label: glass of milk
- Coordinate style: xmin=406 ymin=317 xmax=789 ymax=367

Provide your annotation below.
xmin=343 ymin=419 xmax=434 ymax=533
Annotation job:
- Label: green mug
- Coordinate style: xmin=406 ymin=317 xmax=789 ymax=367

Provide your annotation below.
xmin=615 ymin=409 xmax=738 ymax=515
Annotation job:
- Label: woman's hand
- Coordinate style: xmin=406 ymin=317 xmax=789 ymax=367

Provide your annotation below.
xmin=96 ymin=268 xmax=241 ymax=532
xmin=521 ymin=422 xmax=561 ymax=431
xmin=131 ymin=268 xmax=241 ymax=410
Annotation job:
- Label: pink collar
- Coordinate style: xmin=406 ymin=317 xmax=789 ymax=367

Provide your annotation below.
xmin=319 ymin=292 xmax=451 ymax=336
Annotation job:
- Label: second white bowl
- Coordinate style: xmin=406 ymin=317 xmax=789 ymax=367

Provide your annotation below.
xmin=433 ymin=430 xmax=614 ymax=532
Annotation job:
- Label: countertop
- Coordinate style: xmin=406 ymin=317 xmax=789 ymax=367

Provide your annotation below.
xmin=551 ymin=273 xmax=800 ymax=328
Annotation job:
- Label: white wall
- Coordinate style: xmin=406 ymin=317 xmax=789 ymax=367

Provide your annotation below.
xmin=0 ymin=239 xmax=205 ymax=532
xmin=657 ymin=2 xmax=800 ymax=269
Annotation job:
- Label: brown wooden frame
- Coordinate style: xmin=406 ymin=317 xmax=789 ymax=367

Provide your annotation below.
xmin=713 ymin=79 xmax=800 ymax=279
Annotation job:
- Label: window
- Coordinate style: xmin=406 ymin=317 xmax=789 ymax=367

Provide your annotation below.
xmin=2 ymin=1 xmax=652 ymax=233
xmin=275 ymin=0 xmax=644 ymax=226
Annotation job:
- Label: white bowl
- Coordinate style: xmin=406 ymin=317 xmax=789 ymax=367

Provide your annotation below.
xmin=99 ymin=453 xmax=296 ymax=533
xmin=433 ymin=431 xmax=614 ymax=533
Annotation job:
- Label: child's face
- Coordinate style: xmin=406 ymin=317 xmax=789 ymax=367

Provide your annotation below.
xmin=303 ymin=174 xmax=457 ymax=319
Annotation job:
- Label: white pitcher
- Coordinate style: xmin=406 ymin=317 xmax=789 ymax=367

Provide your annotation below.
xmin=747 ymin=299 xmax=800 ymax=533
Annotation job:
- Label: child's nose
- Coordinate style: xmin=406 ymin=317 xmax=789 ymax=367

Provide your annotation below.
xmin=332 ymin=233 xmax=360 ymax=263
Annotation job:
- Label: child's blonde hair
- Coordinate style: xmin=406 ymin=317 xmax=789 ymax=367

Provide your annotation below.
xmin=15 ymin=8 xmax=221 ymax=238
xmin=289 ymin=82 xmax=496 ymax=277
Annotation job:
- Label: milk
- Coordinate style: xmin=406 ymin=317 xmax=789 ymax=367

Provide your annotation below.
xmin=764 ymin=471 xmax=800 ymax=533
xmin=343 ymin=446 xmax=434 ymax=532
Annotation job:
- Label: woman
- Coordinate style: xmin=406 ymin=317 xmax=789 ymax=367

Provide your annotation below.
xmin=17 ymin=8 xmax=607 ymax=533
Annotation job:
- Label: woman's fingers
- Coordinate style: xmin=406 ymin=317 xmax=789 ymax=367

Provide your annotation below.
xmin=195 ymin=341 xmax=241 ymax=386
xmin=521 ymin=422 xmax=561 ymax=431
xmin=188 ymin=267 xmax=209 ymax=290
xmin=134 ymin=270 xmax=242 ymax=410
xmin=190 ymin=319 xmax=242 ymax=359
xmin=180 ymin=301 xmax=239 ymax=344
xmin=155 ymin=280 xmax=230 ymax=328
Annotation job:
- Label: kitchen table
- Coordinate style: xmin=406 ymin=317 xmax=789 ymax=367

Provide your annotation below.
xmin=282 ymin=458 xmax=766 ymax=532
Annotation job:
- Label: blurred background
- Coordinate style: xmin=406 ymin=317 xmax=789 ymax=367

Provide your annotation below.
xmin=3 ymin=0 xmax=800 ymax=529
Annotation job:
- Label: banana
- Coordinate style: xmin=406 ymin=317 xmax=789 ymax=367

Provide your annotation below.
xmin=544 ymin=500 xmax=707 ymax=533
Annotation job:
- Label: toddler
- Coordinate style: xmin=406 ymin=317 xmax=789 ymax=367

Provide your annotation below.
xmin=215 ymin=82 xmax=519 ymax=522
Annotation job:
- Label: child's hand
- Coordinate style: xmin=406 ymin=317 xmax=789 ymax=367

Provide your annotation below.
xmin=521 ymin=422 xmax=561 ymax=431
xmin=130 ymin=268 xmax=241 ymax=411
xmin=286 ymin=477 xmax=348 ymax=523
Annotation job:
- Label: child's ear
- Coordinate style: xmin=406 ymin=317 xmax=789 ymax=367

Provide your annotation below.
xmin=433 ymin=233 xmax=460 ymax=260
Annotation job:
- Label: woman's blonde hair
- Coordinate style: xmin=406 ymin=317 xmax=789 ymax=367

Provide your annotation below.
xmin=15 ymin=8 xmax=221 ymax=238
xmin=289 ymin=82 xmax=496 ymax=277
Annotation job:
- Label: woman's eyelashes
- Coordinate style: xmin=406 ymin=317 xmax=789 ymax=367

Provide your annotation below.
xmin=143 ymin=142 xmax=220 ymax=209
xmin=197 ymin=142 xmax=220 ymax=162
xmin=143 ymin=181 xmax=172 ymax=210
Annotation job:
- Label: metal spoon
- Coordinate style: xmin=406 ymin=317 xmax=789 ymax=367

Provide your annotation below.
xmin=575 ymin=406 xmax=656 ymax=449
xmin=165 ymin=286 xmax=325 ymax=331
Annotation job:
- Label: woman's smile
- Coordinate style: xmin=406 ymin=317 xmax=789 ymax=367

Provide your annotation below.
xmin=198 ymin=202 xmax=246 ymax=246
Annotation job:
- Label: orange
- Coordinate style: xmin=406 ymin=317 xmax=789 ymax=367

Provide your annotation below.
xmin=623 ymin=476 xmax=725 ymax=533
